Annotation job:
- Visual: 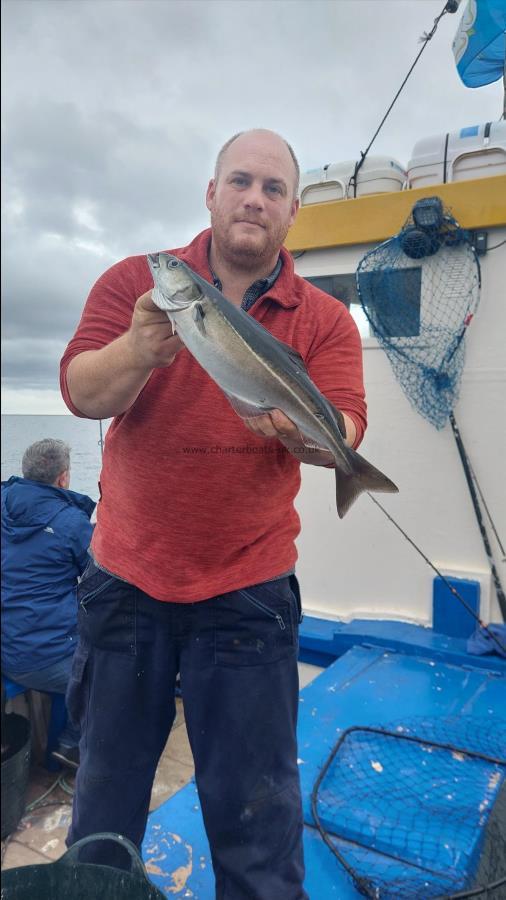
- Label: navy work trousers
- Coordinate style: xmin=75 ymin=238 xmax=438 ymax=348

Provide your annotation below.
xmin=66 ymin=561 xmax=308 ymax=900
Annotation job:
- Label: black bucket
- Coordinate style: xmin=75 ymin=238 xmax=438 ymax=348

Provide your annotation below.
xmin=1 ymin=832 xmax=166 ymax=900
xmin=1 ymin=712 xmax=31 ymax=840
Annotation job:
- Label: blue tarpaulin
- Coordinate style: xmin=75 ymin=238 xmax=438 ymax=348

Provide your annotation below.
xmin=468 ymin=623 xmax=506 ymax=658
xmin=453 ymin=0 xmax=506 ymax=87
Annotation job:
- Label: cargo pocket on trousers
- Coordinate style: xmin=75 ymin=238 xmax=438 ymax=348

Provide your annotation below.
xmin=66 ymin=643 xmax=90 ymax=731
xmin=214 ymin=584 xmax=296 ymax=667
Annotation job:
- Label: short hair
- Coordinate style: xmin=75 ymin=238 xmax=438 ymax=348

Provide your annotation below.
xmin=214 ymin=130 xmax=300 ymax=197
xmin=22 ymin=439 xmax=70 ymax=485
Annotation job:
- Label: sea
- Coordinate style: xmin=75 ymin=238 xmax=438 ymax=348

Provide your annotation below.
xmin=1 ymin=415 xmax=112 ymax=502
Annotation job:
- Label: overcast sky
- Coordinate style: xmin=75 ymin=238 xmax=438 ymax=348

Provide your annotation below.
xmin=1 ymin=0 xmax=502 ymax=414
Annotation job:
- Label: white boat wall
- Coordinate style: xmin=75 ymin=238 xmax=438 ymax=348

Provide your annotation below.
xmin=287 ymin=128 xmax=506 ymax=629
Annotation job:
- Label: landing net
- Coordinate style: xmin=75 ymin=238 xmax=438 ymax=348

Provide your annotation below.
xmin=311 ymin=718 xmax=506 ymax=899
xmin=356 ymin=199 xmax=480 ymax=429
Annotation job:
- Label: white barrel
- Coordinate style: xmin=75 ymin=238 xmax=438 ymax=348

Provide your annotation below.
xmin=406 ymin=122 xmax=506 ymax=189
xmin=299 ymin=156 xmax=406 ymax=205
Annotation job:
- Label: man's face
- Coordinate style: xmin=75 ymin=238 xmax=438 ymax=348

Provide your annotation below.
xmin=206 ymin=132 xmax=299 ymax=270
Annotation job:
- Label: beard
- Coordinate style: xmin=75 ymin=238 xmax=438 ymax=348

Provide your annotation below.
xmin=210 ymin=208 xmax=291 ymax=272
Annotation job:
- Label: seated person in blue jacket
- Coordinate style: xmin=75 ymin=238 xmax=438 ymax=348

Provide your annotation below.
xmin=1 ymin=438 xmax=95 ymax=770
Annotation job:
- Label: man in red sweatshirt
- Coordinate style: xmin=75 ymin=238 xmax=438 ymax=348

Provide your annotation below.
xmin=60 ymin=129 xmax=366 ymax=898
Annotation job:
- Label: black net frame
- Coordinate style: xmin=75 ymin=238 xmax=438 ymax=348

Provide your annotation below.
xmin=311 ymin=724 xmax=506 ymax=900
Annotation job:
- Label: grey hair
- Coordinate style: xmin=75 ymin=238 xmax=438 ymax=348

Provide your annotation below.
xmin=214 ymin=130 xmax=300 ymax=198
xmin=22 ymin=439 xmax=71 ymax=485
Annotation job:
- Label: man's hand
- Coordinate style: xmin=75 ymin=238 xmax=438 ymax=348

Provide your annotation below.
xmin=243 ymin=409 xmax=335 ymax=466
xmin=125 ymin=291 xmax=184 ymax=370
xmin=243 ymin=408 xmax=356 ymax=467
xmin=243 ymin=409 xmax=301 ymax=442
xmin=66 ymin=291 xmax=184 ymax=419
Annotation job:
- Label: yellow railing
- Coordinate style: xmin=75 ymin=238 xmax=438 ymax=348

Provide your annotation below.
xmin=285 ymin=175 xmax=506 ymax=251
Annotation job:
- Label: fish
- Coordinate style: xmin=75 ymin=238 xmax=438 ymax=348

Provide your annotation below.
xmin=147 ymin=252 xmax=399 ymax=517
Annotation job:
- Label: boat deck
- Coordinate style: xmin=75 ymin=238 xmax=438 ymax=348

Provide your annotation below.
xmin=0 ymin=693 xmax=196 ymax=874
xmin=0 ymin=664 xmax=319 ymax=875
xmin=141 ymin=628 xmax=506 ymax=898
xmin=2 ymin=625 xmax=505 ymax=898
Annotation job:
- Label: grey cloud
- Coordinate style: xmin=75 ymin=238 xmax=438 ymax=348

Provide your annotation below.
xmin=4 ymin=100 xmax=210 ymax=250
xmin=1 ymin=225 xmax=113 ymax=343
xmin=1 ymin=338 xmax=66 ymax=392
xmin=2 ymin=0 xmax=502 ymax=405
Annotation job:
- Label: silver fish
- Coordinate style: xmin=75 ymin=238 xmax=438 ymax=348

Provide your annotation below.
xmin=147 ymin=252 xmax=398 ymax=517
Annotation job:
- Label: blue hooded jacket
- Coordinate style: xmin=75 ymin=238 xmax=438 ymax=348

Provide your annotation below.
xmin=1 ymin=476 xmax=96 ymax=676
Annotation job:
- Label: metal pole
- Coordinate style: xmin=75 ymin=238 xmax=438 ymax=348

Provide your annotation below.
xmin=98 ymin=419 xmax=104 ymax=459
xmin=450 ymin=413 xmax=506 ymax=621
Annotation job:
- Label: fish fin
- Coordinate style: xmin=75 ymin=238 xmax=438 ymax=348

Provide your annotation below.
xmin=334 ymin=449 xmax=398 ymax=518
xmin=300 ymin=432 xmax=328 ymax=452
xmin=223 ymin=393 xmax=274 ymax=419
xmin=278 ymin=342 xmax=308 ymax=374
xmin=258 ymin=334 xmax=308 ymax=373
xmin=326 ymin=404 xmax=347 ymax=438
xmin=193 ymin=302 xmax=206 ymax=336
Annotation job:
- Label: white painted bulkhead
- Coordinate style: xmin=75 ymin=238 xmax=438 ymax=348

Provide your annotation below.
xmin=293 ymin=227 xmax=506 ymax=626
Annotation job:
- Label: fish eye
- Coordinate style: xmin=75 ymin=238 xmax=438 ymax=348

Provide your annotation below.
xmin=168 ymin=259 xmax=179 ymax=268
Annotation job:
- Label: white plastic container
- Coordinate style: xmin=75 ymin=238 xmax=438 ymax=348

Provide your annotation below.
xmin=406 ymin=122 xmax=506 ymax=188
xmin=299 ymin=156 xmax=406 ymax=205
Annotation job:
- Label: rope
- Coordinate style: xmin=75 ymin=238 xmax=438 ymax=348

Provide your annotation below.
xmin=367 ymin=494 xmax=506 ymax=657
xmin=25 ymin=775 xmax=63 ymax=812
xmin=23 ymin=770 xmax=75 ymax=814
xmin=349 ymin=0 xmax=459 ymax=197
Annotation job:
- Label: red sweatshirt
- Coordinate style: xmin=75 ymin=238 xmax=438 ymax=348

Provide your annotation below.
xmin=60 ymin=229 xmax=367 ymax=602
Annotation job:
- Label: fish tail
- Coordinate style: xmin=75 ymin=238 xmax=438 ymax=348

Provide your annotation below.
xmin=334 ymin=448 xmax=398 ymax=518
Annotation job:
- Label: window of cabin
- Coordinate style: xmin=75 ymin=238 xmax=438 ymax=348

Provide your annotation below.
xmin=304 ymin=274 xmax=371 ymax=338
xmin=304 ymin=269 xmax=422 ymax=340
